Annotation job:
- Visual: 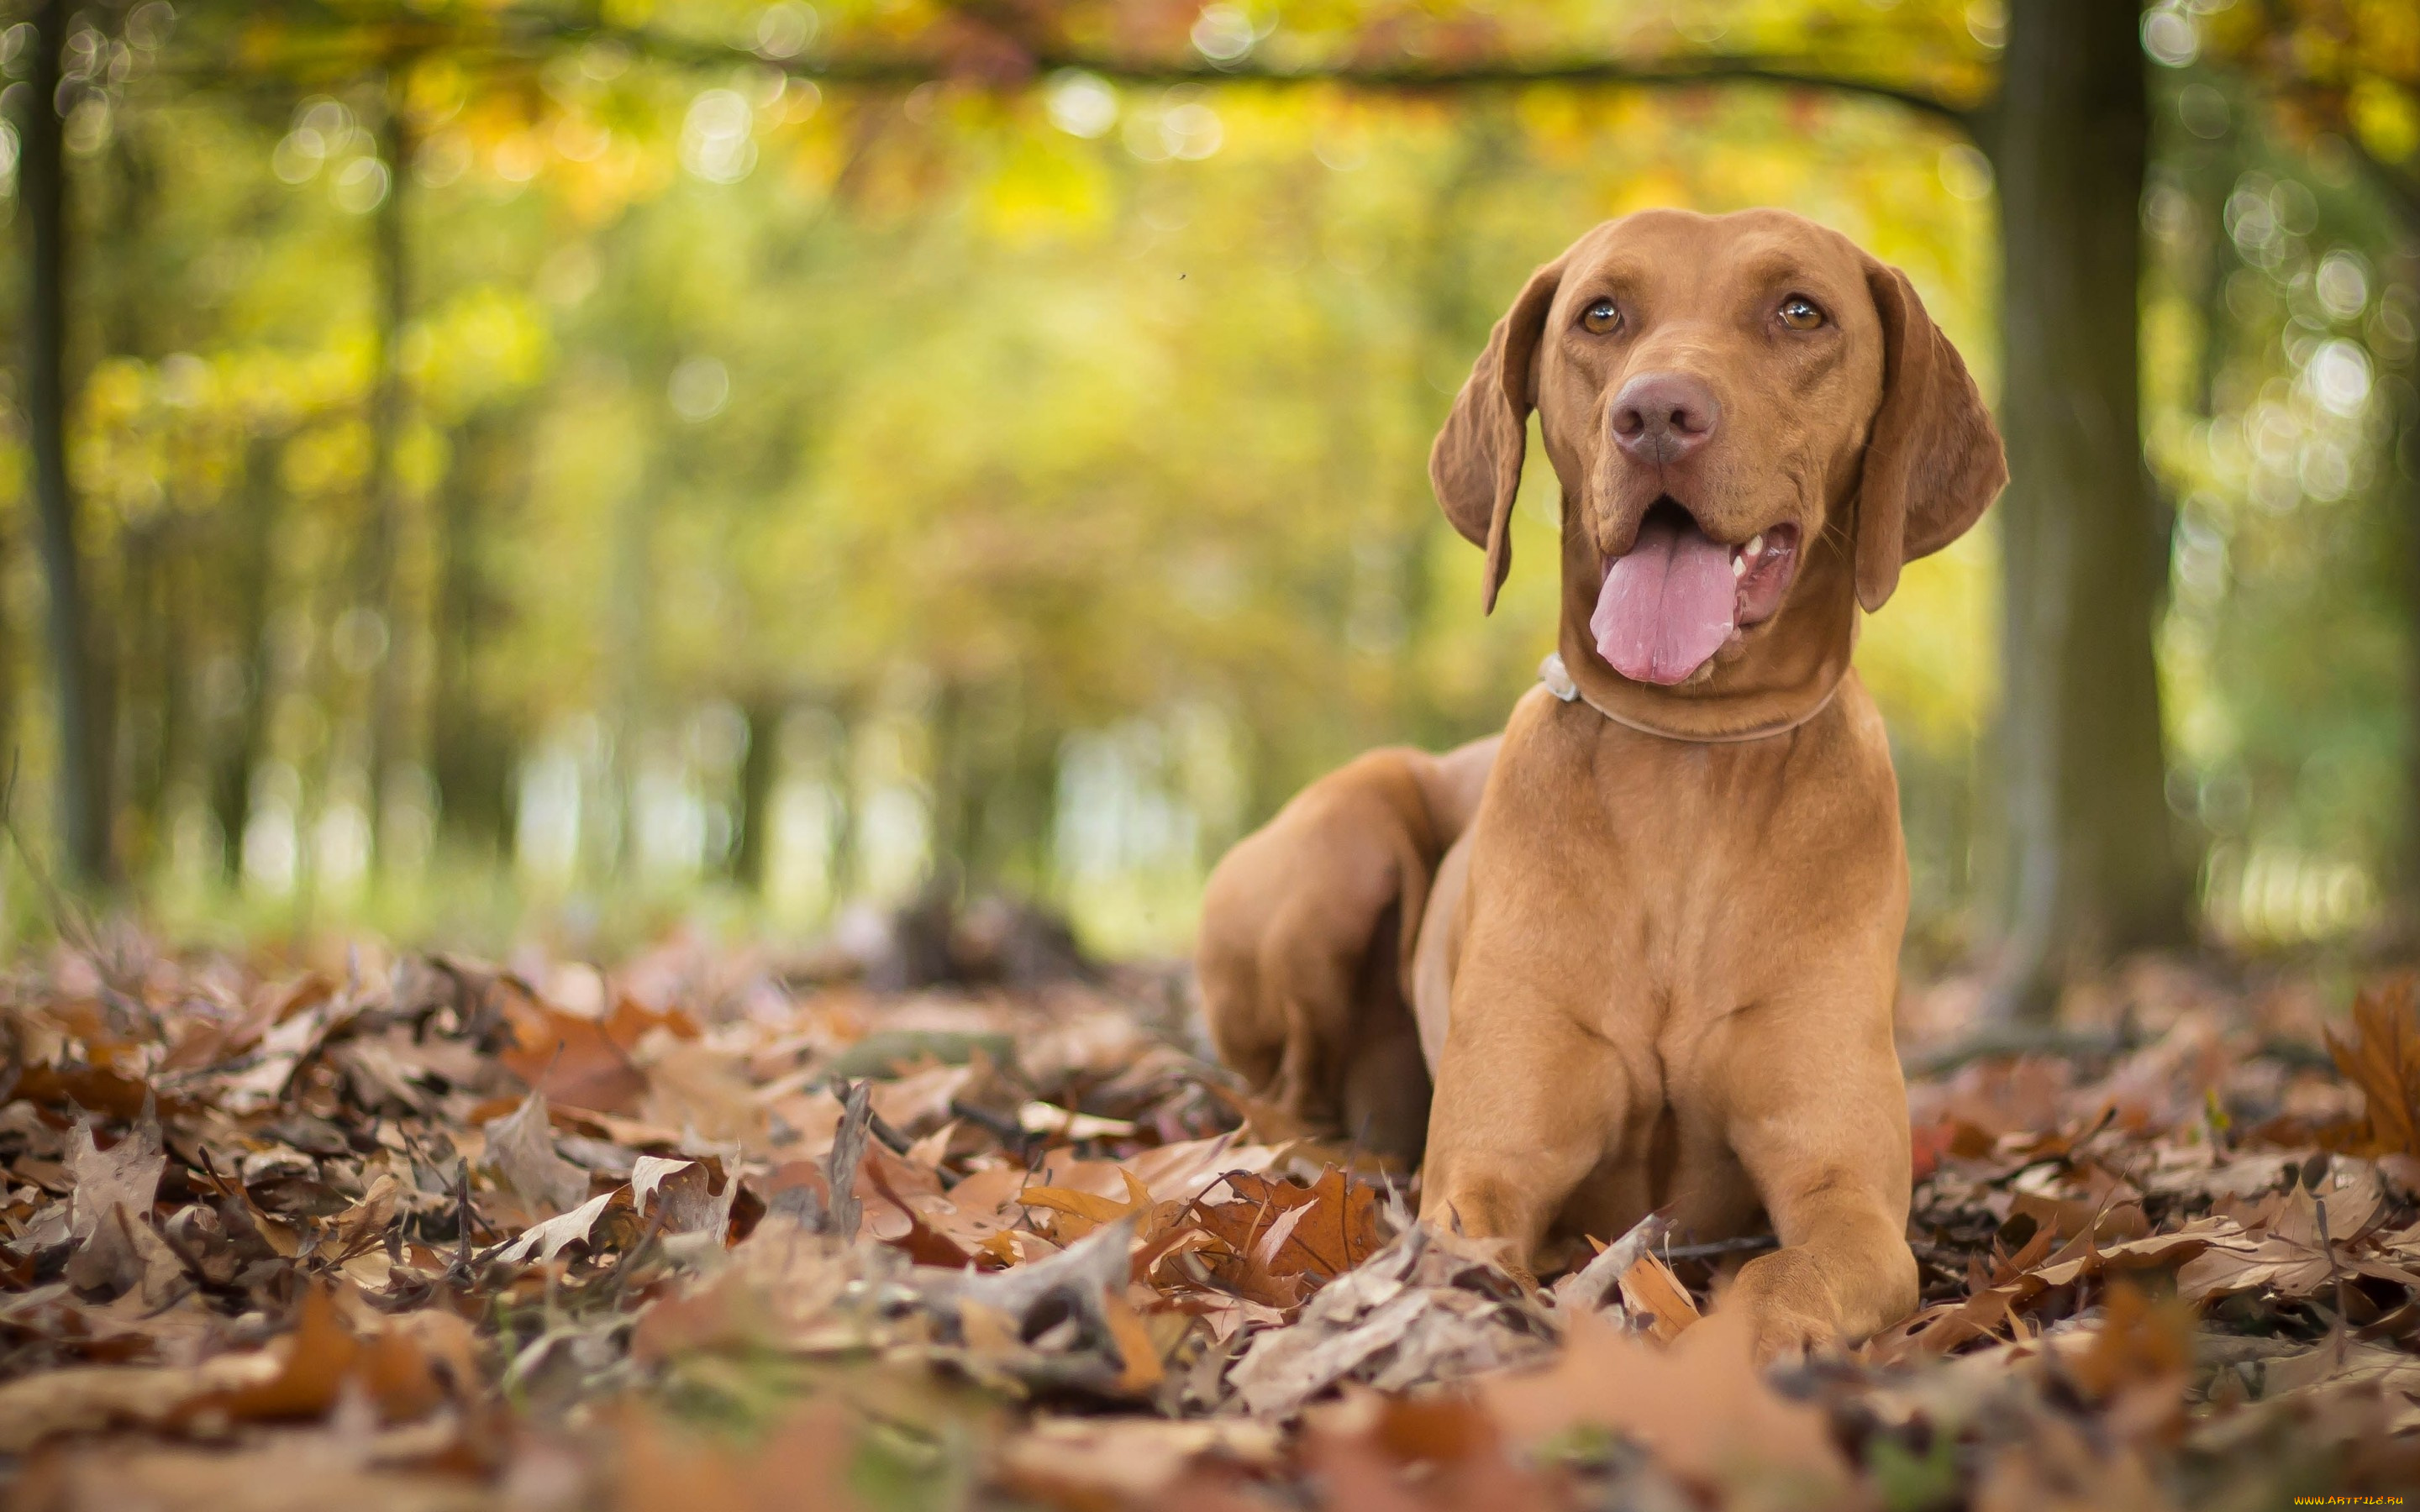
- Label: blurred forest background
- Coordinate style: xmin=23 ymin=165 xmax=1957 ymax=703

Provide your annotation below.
xmin=0 ymin=0 xmax=2411 ymax=1011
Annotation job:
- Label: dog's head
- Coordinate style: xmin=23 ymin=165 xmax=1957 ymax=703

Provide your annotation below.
xmin=1430 ymin=208 xmax=2006 ymax=688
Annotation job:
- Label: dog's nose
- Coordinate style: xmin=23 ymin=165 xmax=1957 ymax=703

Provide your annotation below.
xmin=1611 ymin=373 xmax=1720 ymax=465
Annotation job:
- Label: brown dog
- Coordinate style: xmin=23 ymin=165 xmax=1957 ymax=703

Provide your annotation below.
xmin=1197 ymin=208 xmax=2005 ymax=1361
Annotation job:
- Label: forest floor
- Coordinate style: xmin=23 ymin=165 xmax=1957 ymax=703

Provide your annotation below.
xmin=1 ymin=919 xmax=2417 ymax=1511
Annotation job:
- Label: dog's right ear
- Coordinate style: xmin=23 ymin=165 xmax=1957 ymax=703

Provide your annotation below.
xmin=1429 ymin=258 xmax=1565 ymax=614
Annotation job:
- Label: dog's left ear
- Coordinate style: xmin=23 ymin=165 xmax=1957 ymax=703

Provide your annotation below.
xmin=1854 ymin=260 xmax=2008 ymax=612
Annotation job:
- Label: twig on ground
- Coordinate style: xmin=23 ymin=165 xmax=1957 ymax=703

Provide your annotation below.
xmin=1903 ymin=1024 xmax=2128 ymax=1079
xmin=1662 ymin=1235 xmax=1781 ymax=1261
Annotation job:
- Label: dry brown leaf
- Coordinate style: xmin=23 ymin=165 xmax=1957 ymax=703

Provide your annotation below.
xmin=1103 ymin=1285 xmax=1167 ymax=1392
xmin=997 ymin=1416 xmax=1279 ymax=1507
xmin=614 ymin=1397 xmax=864 ymax=1512
xmin=0 ymin=1352 xmax=283 ymax=1453
xmin=1615 ymin=1253 xmax=1701 ymax=1341
xmin=633 ymin=1038 xmax=769 ymax=1146
xmin=480 ymin=1089 xmax=589 ymax=1217
xmin=16 ymin=927 xmax=2420 ymax=1509
xmin=19 ymin=1439 xmax=497 ymax=1512
xmin=1302 ymin=1388 xmax=1565 ymax=1512
xmin=1974 ymin=1417 xmax=2176 ymax=1512
xmin=1481 ymin=1310 xmax=1850 ymax=1495
xmin=1119 ymin=1133 xmax=1279 ymax=1205
xmin=178 ymin=1289 xmax=448 ymax=1427
xmin=1189 ymin=1167 xmax=1382 ymax=1308
xmin=497 ymin=990 xmax=647 ymax=1116
xmin=2328 ymin=977 xmax=2420 ymax=1158
xmin=65 ymin=1111 xmax=164 ymax=1248
xmin=1018 ymin=1168 xmax=1153 ymax=1245
xmin=602 ymin=995 xmax=702 ymax=1051
xmin=2065 ymin=1284 xmax=2195 ymax=1445
xmin=860 ymin=1158 xmax=976 ymax=1267
xmin=876 ymin=1161 xmax=1027 ymax=1253
xmin=329 ymin=1174 xmax=401 ymax=1257
xmin=495 ymin=1191 xmax=618 ymax=1266
xmin=1225 ymin=1225 xmax=1555 ymax=1415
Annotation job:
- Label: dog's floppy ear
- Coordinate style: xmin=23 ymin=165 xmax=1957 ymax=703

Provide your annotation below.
xmin=1429 ymin=257 xmax=1566 ymax=614
xmin=1854 ymin=260 xmax=2008 ymax=612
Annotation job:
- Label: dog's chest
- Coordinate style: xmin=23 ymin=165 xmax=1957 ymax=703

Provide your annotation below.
xmin=1481 ymin=701 xmax=1901 ymax=1028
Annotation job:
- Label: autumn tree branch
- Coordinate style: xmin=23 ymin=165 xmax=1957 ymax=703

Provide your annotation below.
xmin=160 ymin=7 xmax=1985 ymax=139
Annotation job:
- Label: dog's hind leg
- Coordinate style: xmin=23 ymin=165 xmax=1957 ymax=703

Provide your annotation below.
xmin=1197 ymin=748 xmax=1470 ymax=1147
xmin=1257 ymin=898 xmax=1365 ymax=1133
xmin=1338 ymin=900 xmax=1432 ymax=1166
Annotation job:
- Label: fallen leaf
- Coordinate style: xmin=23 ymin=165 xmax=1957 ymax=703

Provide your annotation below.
xmin=1302 ymin=1388 xmax=1565 ymax=1512
xmin=481 ymin=1089 xmax=591 ymax=1216
xmin=2328 ymin=978 xmax=2420 ymax=1158
xmin=614 ymin=1396 xmax=865 ymax=1512
xmin=1018 ymin=1100 xmax=1137 ymax=1141
xmin=0 ymin=1352 xmax=284 ymax=1452
xmin=1481 ymin=1309 xmax=1850 ymax=1495
xmin=499 ymin=993 xmax=647 ymax=1116
xmin=997 ymin=1416 xmax=1279 ymax=1506
xmin=1616 ymin=1252 xmax=1701 ymax=1341
xmin=66 ymin=1110 xmax=166 ymax=1247
xmin=179 ymin=1288 xmax=447 ymax=1426
xmin=1226 ymin=1224 xmax=1555 ymax=1415
xmin=1189 ymin=1167 xmax=1383 ymax=1308
xmin=497 ymin=1191 xmax=618 ymax=1266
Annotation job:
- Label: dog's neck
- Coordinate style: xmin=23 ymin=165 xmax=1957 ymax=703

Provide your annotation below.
xmin=1553 ymin=505 xmax=1858 ymax=743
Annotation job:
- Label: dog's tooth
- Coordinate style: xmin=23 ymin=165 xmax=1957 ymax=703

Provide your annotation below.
xmin=1746 ymin=533 xmax=1765 ymax=558
xmin=1732 ymin=554 xmax=1747 ymax=579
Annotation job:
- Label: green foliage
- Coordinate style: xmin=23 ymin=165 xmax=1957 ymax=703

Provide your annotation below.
xmin=0 ymin=0 xmax=2410 ymax=957
xmin=2139 ymin=10 xmax=2420 ymax=943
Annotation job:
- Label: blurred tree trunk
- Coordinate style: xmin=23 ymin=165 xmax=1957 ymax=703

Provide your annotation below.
xmin=2391 ymin=240 xmax=2420 ymax=927
xmin=0 ymin=515 xmax=16 ymax=811
xmin=601 ymin=447 xmax=659 ymax=885
xmin=730 ymin=696 xmax=781 ymax=890
xmin=360 ymin=73 xmax=413 ymax=872
xmin=826 ymin=735 xmax=858 ymax=906
xmin=2402 ymin=405 xmax=2420 ymax=921
xmin=928 ymin=680 xmax=974 ymax=890
xmin=429 ymin=412 xmax=519 ymax=858
xmin=997 ymin=725 xmax=1060 ymax=891
xmin=1985 ymin=0 xmax=2189 ymax=1022
xmin=927 ymin=683 xmax=1058 ymax=894
xmin=17 ymin=0 xmax=109 ymax=886
xmin=116 ymin=522 xmax=168 ymax=875
xmin=104 ymin=122 xmax=172 ymax=879
xmin=210 ymin=436 xmax=281 ymax=885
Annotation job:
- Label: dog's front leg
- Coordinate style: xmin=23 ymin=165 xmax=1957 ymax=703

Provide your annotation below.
xmin=1416 ymin=969 xmax=1628 ymax=1283
xmin=1716 ymin=982 xmax=1918 ymax=1362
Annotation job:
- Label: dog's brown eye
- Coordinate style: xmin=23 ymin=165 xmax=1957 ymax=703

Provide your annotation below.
xmin=1779 ymin=297 xmax=1824 ymax=331
xmin=1581 ymin=298 xmax=1621 ymax=334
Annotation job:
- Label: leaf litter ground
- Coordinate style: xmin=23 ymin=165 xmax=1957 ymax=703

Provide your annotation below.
xmin=3 ymin=931 xmax=2419 ymax=1510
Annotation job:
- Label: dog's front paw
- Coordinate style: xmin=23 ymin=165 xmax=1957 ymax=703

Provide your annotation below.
xmin=1723 ymin=1250 xmax=1843 ymax=1366
xmin=1743 ymin=1300 xmax=1839 ymax=1365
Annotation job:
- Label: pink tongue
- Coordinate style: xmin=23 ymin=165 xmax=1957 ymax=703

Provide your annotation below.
xmin=1590 ymin=513 xmax=1737 ymax=685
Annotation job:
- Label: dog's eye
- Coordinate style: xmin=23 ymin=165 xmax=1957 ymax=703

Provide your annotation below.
xmin=1580 ymin=298 xmax=1621 ymax=334
xmin=1778 ymin=297 xmax=1825 ymax=331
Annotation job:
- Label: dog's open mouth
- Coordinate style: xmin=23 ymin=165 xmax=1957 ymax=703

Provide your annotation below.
xmin=1590 ymin=500 xmax=1801 ymax=686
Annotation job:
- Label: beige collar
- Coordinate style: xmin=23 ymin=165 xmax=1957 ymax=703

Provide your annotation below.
xmin=1538 ymin=652 xmax=1843 ymax=743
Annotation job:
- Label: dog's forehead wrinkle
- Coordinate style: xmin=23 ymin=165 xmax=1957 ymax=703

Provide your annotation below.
xmin=1568 ymin=255 xmax=1654 ymax=296
xmin=1726 ymin=239 xmax=1857 ymax=289
xmin=1588 ymin=216 xmax=1852 ymax=286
